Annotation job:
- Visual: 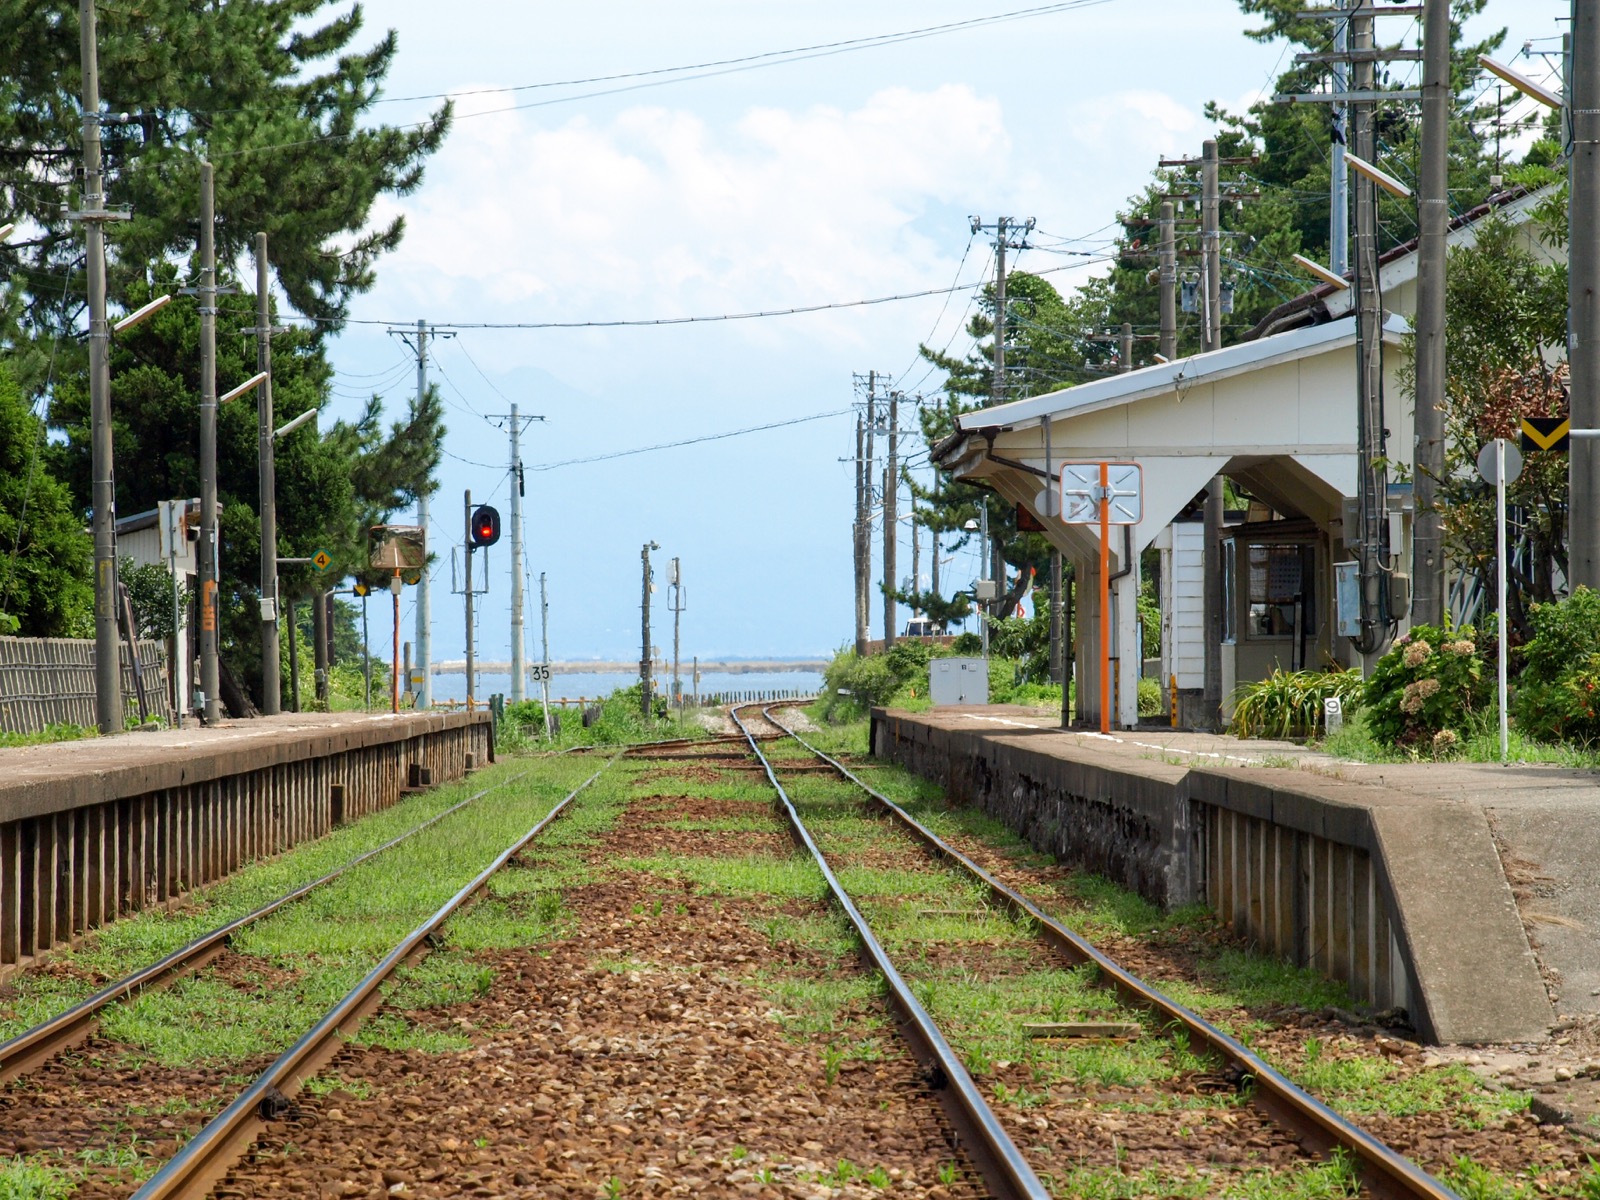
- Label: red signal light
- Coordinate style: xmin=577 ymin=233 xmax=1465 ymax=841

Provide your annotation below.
xmin=469 ymin=505 xmax=501 ymax=548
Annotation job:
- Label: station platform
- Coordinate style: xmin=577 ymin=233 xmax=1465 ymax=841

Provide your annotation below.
xmin=870 ymin=706 xmax=1600 ymax=1046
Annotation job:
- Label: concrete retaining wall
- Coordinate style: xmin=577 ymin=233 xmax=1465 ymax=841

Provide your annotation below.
xmin=871 ymin=709 xmax=1551 ymax=1044
xmin=0 ymin=711 xmax=492 ymax=977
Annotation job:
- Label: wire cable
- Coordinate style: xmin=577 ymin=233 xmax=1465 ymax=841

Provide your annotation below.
xmin=528 ymin=407 xmax=854 ymax=472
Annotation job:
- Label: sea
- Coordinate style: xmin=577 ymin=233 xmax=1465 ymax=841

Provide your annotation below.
xmin=427 ymin=669 xmax=824 ymax=706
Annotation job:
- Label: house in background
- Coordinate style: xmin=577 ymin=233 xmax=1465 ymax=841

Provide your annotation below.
xmin=115 ymin=498 xmax=202 ymax=717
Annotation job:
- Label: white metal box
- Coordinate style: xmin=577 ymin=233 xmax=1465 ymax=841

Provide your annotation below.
xmin=930 ymin=657 xmax=989 ymax=707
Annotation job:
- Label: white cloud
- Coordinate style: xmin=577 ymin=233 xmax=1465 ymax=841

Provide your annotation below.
xmin=369 ymin=84 xmax=1011 ymax=350
xmin=1062 ymin=89 xmax=1204 ymax=160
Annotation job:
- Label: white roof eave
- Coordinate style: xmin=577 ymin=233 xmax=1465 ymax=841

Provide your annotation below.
xmin=958 ymin=313 xmax=1408 ymax=432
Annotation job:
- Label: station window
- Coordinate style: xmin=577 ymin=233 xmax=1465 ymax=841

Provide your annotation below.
xmin=1247 ymin=544 xmax=1302 ymax=638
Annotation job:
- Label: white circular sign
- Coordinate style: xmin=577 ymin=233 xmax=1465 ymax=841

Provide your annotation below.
xmin=1476 ymin=440 xmax=1523 ymax=486
xmin=1033 ymin=488 xmax=1061 ymax=518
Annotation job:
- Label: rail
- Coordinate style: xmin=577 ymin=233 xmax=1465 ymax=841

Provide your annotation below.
xmin=762 ymin=705 xmax=1461 ymax=1200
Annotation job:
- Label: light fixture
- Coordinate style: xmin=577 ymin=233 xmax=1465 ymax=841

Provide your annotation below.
xmin=1292 ymin=253 xmax=1352 ymax=290
xmin=1479 ymin=54 xmax=1562 ymax=110
xmin=112 ymin=293 xmax=173 ymax=333
xmin=1344 ymin=151 xmax=1413 ymax=200
xmin=0 ymin=223 xmax=13 ymax=243
xmin=1152 ymin=352 xmax=1170 ymax=364
xmin=274 ymin=407 xmax=318 ymax=438
xmin=219 ymin=370 xmax=270 ymax=404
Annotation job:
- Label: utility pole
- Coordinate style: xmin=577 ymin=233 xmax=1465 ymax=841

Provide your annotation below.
xmin=640 ymin=541 xmax=659 ymax=719
xmin=197 ymin=161 xmax=221 ymax=724
xmin=1159 ymin=201 xmax=1177 ymax=361
xmin=77 ymin=0 xmax=124 ymax=734
xmin=312 ymin=588 xmax=329 ymax=704
xmin=969 ymin=216 xmax=1036 ymax=408
xmin=1119 ymin=322 xmax=1133 ymax=373
xmin=853 ymin=412 xmax=868 ymax=655
xmin=538 ymin=571 xmax=552 ymax=737
xmin=252 ymin=233 xmax=282 ymax=714
xmin=865 ymin=371 xmax=877 ymax=643
xmin=463 ymin=489 xmax=476 ymax=710
xmin=489 ymin=403 xmax=545 ymax=703
xmin=1411 ymin=0 xmax=1449 ymax=627
xmin=1573 ymin=0 xmax=1600 ymax=587
xmin=883 ymin=390 xmax=898 ymax=647
xmin=669 ymin=557 xmax=684 ymax=707
xmin=390 ymin=320 xmax=453 ymax=710
xmin=909 ymin=496 xmax=920 ymax=616
xmin=1201 ymin=139 xmax=1224 ymax=726
xmin=1331 ymin=15 xmax=1350 ymax=277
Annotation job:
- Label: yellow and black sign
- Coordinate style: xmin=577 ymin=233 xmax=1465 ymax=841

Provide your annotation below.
xmin=311 ymin=548 xmax=333 ymax=573
xmin=1521 ymin=416 xmax=1570 ymax=453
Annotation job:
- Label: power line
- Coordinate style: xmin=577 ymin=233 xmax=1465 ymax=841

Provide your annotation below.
xmin=528 ymin=407 xmax=853 ymax=472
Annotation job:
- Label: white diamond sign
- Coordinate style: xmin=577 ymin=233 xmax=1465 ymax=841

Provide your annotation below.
xmin=1059 ymin=462 xmax=1143 ymax=525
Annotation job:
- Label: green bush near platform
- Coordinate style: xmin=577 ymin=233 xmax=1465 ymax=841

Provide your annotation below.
xmin=817 ymin=641 xmax=1066 ymax=722
xmin=1512 ymin=587 xmax=1600 ymax=746
xmin=1361 ymin=624 xmax=1490 ymax=756
xmin=1229 ymin=669 xmax=1363 ymax=741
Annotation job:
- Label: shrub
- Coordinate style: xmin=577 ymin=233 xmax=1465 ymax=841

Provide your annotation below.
xmin=820 ymin=649 xmax=901 ymax=721
xmin=950 ymin=632 xmax=982 ymax=655
xmin=1362 ymin=624 xmax=1489 ymax=752
xmin=1229 ymin=669 xmax=1363 ymax=740
xmin=1514 ymin=587 xmax=1600 ymax=744
xmin=1137 ymin=676 xmax=1163 ymax=718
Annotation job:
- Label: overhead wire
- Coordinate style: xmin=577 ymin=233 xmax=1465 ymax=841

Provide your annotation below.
xmin=528 ymin=407 xmax=854 ymax=472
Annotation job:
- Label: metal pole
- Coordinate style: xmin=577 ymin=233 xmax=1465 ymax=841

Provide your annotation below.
xmin=1412 ymin=0 xmax=1449 ymax=627
xmin=391 ymin=577 xmax=400 ymax=714
xmin=286 ymin=597 xmax=300 ymax=711
xmin=197 ymin=161 xmax=221 ymax=724
xmin=883 ymin=391 xmax=898 ymax=647
xmin=1497 ymin=437 xmax=1509 ymax=763
xmin=1158 ymin=202 xmax=1177 ymax=361
xmin=1099 ymin=463 xmax=1111 ymax=735
xmin=640 ymin=542 xmax=654 ymax=719
xmin=464 ymin=489 xmax=475 ymax=710
xmin=539 ymin=571 xmax=552 ymax=738
xmin=671 ymin=558 xmax=682 ymax=706
xmin=414 ymin=321 xmax=432 ymax=710
xmin=255 ymin=233 xmax=281 ymax=714
xmin=362 ymin=590 xmax=370 ymax=710
xmin=1331 ymin=14 xmax=1350 ymax=277
xmin=993 ymin=219 xmax=1008 ymax=404
xmin=1571 ymin=0 xmax=1600 ymax=588
xmin=1120 ymin=322 xmax=1133 ymax=372
xmin=80 ymin=0 xmax=121 ymax=734
xmin=508 ymin=402 xmax=526 ymax=704
xmin=1201 ymin=140 xmax=1224 ymax=728
xmin=980 ymin=501 xmax=990 ymax=660
xmin=168 ymin=513 xmax=183 ymax=728
xmin=312 ymin=587 xmax=328 ymax=704
xmin=854 ymin=413 xmax=868 ymax=654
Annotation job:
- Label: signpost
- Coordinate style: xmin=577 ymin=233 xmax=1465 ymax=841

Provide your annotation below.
xmin=1476 ymin=440 xmax=1522 ymax=763
xmin=1059 ymin=462 xmax=1143 ymax=733
xmin=370 ymin=524 xmax=427 ymax=713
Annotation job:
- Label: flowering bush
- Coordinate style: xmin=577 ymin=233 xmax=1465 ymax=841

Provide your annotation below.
xmin=1363 ymin=623 xmax=1490 ymax=752
xmin=1514 ymin=588 xmax=1600 ymax=745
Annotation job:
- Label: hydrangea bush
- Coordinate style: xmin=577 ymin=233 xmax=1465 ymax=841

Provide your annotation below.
xmin=1362 ymin=623 xmax=1490 ymax=755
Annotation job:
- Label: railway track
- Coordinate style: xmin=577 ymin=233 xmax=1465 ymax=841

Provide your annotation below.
xmin=732 ymin=702 xmax=1460 ymax=1200
xmin=1 ymin=710 xmax=1555 ymax=1197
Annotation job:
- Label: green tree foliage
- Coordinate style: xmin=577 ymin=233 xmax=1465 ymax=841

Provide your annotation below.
xmin=1513 ymin=589 xmax=1600 ymax=745
xmin=0 ymin=361 xmax=91 ymax=636
xmin=47 ymin=269 xmax=442 ymax=707
xmin=0 ymin=0 xmax=450 ymax=331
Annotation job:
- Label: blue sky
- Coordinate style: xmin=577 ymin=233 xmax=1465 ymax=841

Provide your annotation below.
xmin=316 ymin=0 xmax=1566 ymax=666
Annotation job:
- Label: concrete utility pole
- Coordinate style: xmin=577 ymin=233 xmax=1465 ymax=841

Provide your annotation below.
xmin=197 ymin=161 xmax=221 ymax=724
xmin=415 ymin=324 xmax=431 ymax=708
xmin=864 ymin=372 xmax=877 ymax=641
xmin=1201 ymin=139 xmax=1224 ymax=727
xmin=970 ymin=216 xmax=1036 ymax=409
xmin=1331 ymin=15 xmax=1351 ymax=278
xmin=1120 ymin=323 xmax=1133 ymax=373
xmin=464 ymin=489 xmax=476 ymax=710
xmin=538 ymin=571 xmax=552 ymax=736
xmin=490 ymin=403 xmax=544 ymax=703
xmin=883 ymin=390 xmax=898 ymax=647
xmin=312 ymin=589 xmax=329 ymax=704
xmin=1572 ymin=0 xmax=1600 ymax=588
xmin=669 ymin=557 xmax=684 ymax=706
xmin=640 ymin=541 xmax=658 ymax=719
xmin=77 ymin=0 xmax=122 ymax=734
xmin=1411 ymin=0 xmax=1450 ymax=628
xmin=853 ymin=412 xmax=868 ymax=655
xmin=253 ymin=233 xmax=282 ymax=714
xmin=1158 ymin=201 xmax=1177 ymax=361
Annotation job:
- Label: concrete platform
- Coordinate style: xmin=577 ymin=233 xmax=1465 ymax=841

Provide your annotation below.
xmin=870 ymin=706 xmax=1596 ymax=1046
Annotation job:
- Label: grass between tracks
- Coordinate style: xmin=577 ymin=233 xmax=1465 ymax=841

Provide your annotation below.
xmin=0 ymin=754 xmax=628 ymax=1197
xmin=773 ymin=710 xmax=1580 ymax=1197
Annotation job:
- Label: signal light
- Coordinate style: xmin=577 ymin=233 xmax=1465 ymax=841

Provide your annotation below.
xmin=469 ymin=505 xmax=501 ymax=548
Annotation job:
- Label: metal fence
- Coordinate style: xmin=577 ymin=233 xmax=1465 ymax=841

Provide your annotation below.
xmin=0 ymin=637 xmax=173 ymax=735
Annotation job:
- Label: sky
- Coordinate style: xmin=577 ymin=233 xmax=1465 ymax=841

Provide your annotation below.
xmin=309 ymin=0 xmax=1568 ymax=668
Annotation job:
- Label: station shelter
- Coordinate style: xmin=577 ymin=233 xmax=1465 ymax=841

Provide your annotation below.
xmin=932 ymin=314 xmax=1411 ymax=729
